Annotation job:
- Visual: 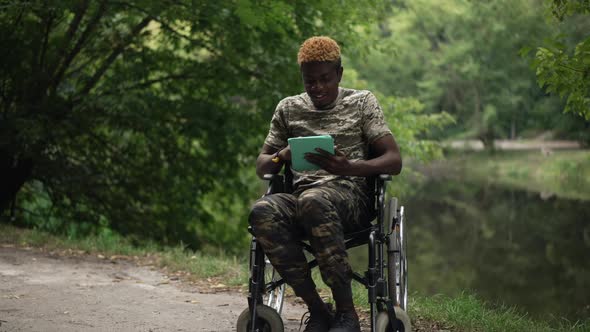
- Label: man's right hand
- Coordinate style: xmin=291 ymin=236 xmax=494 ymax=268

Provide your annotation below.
xmin=278 ymin=146 xmax=292 ymax=161
xmin=256 ymin=144 xmax=290 ymax=178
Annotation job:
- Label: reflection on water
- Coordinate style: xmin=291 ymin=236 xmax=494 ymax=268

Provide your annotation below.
xmin=350 ymin=179 xmax=590 ymax=321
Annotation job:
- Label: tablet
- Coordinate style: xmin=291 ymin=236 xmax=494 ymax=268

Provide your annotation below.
xmin=288 ymin=135 xmax=334 ymax=171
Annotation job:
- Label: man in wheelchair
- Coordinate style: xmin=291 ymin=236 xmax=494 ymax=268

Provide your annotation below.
xmin=249 ymin=36 xmax=402 ymax=332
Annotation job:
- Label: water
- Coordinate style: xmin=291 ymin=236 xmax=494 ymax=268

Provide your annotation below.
xmin=350 ymin=179 xmax=590 ymax=321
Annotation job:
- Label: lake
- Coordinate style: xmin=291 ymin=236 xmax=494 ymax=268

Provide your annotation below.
xmin=350 ymin=178 xmax=590 ymax=322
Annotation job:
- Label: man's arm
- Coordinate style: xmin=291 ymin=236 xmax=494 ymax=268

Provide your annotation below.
xmin=304 ymin=134 xmax=402 ymax=177
xmin=356 ymin=134 xmax=402 ymax=175
xmin=255 ymin=144 xmax=292 ymax=179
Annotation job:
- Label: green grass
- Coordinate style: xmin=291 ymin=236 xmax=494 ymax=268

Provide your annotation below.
xmin=1 ymin=223 xmax=588 ymax=331
xmin=411 ymin=292 xmax=589 ymax=332
xmin=157 ymin=246 xmax=247 ymax=285
xmin=444 ymin=150 xmax=590 ymax=201
xmin=0 ymin=223 xmax=247 ymax=285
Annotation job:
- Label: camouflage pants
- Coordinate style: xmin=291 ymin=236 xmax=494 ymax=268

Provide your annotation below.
xmin=248 ymin=179 xmax=373 ymax=294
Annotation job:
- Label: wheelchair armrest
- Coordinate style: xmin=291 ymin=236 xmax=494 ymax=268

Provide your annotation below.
xmin=375 ymin=174 xmax=392 ymax=192
xmin=378 ymin=174 xmax=392 ymax=181
xmin=262 ymin=174 xmax=280 ymax=181
xmin=262 ymin=162 xmax=293 ymax=194
xmin=262 ymin=173 xmax=287 ymax=194
xmin=374 ymin=174 xmax=393 ymax=214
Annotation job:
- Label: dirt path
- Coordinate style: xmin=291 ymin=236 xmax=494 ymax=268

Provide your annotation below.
xmin=0 ymin=247 xmax=307 ymax=332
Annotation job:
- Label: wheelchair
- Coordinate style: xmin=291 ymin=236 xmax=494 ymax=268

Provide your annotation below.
xmin=236 ymin=166 xmax=411 ymax=332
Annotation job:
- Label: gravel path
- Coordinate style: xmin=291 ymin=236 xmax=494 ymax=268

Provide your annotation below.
xmin=0 ymin=247 xmax=307 ymax=332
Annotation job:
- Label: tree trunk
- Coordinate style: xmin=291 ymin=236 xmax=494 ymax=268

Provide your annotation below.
xmin=474 ymin=85 xmax=495 ymax=152
xmin=0 ymin=150 xmax=33 ymax=213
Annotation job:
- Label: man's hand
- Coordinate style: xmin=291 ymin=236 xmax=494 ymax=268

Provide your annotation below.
xmin=256 ymin=144 xmax=291 ymax=178
xmin=304 ymin=146 xmax=356 ymax=175
xmin=278 ymin=146 xmax=292 ymax=161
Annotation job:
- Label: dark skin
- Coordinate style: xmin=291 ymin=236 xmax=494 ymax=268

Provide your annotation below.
xmin=256 ymin=61 xmax=402 ymax=178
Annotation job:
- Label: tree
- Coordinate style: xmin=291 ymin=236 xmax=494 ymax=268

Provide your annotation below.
xmin=351 ymin=0 xmax=584 ymax=147
xmin=529 ymin=0 xmax=590 ymax=120
xmin=0 ymin=0 xmax=386 ymax=246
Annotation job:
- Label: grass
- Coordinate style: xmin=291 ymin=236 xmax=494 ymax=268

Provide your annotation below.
xmin=411 ymin=293 xmax=589 ymax=332
xmin=0 ymin=223 xmax=248 ymax=285
xmin=442 ymin=150 xmax=590 ymax=201
xmin=1 ymin=223 xmax=588 ymax=331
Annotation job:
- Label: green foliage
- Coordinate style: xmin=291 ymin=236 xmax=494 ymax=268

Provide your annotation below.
xmin=380 ymin=94 xmax=454 ymax=163
xmin=0 ymin=221 xmax=157 ymax=256
xmin=529 ymin=0 xmax=590 ymax=119
xmin=0 ymin=0 xmax=386 ymax=247
xmin=550 ymin=0 xmax=590 ymax=19
xmin=351 ymin=0 xmax=589 ymax=145
xmin=199 ymin=167 xmax=262 ymax=253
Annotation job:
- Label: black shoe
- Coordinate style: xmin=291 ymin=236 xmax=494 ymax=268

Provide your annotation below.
xmin=328 ymin=310 xmax=361 ymax=332
xmin=300 ymin=304 xmax=333 ymax=332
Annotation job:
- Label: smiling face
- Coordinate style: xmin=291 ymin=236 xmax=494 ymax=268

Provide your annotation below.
xmin=300 ymin=61 xmax=343 ymax=109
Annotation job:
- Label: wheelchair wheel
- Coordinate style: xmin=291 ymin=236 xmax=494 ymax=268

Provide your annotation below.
xmin=263 ymin=257 xmax=285 ymax=314
xmin=375 ymin=308 xmax=412 ymax=332
xmin=388 ymin=205 xmax=408 ymax=310
xmin=236 ymin=304 xmax=284 ymax=332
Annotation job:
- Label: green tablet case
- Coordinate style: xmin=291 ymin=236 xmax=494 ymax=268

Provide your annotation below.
xmin=288 ymin=135 xmax=334 ymax=171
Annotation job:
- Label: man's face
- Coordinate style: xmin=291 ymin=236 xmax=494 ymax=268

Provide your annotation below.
xmin=300 ymin=61 xmax=343 ymax=109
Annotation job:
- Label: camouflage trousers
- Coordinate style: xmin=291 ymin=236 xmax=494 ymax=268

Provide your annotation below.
xmin=248 ymin=179 xmax=373 ymax=294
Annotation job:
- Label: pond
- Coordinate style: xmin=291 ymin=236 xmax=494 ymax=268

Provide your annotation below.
xmin=350 ymin=179 xmax=590 ymax=322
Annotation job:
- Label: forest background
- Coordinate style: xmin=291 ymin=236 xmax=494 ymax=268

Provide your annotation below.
xmin=1 ymin=0 xmax=589 ymax=324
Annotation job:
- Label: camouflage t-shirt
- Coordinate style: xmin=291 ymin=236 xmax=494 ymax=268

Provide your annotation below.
xmin=264 ymin=87 xmax=393 ymax=192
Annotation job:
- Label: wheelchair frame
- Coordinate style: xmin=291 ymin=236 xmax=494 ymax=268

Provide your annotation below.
xmin=238 ymin=171 xmax=409 ymax=332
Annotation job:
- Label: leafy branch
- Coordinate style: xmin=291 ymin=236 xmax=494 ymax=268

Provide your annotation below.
xmin=78 ymin=16 xmax=152 ymax=96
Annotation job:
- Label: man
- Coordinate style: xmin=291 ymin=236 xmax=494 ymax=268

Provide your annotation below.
xmin=249 ymin=36 xmax=402 ymax=332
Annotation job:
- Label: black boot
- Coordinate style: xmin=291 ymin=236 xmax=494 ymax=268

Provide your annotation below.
xmin=329 ymin=309 xmax=361 ymax=332
xmin=294 ymin=279 xmax=334 ymax=332
xmin=300 ymin=303 xmax=334 ymax=332
xmin=328 ymin=284 xmax=360 ymax=332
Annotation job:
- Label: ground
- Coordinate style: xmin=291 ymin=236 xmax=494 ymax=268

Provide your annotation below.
xmin=0 ymin=246 xmax=308 ymax=332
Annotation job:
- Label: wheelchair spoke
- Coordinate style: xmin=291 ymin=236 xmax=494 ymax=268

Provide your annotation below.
xmin=399 ymin=206 xmax=408 ymax=311
xmin=387 ymin=203 xmax=409 ymax=312
xmin=263 ymin=257 xmax=285 ymax=314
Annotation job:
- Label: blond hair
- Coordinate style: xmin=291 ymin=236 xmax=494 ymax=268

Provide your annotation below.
xmin=297 ymin=36 xmax=341 ymax=65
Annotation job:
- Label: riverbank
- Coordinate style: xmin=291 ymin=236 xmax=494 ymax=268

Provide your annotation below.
xmin=1 ymin=224 xmax=587 ymax=331
xmin=418 ymin=149 xmax=590 ymax=201
xmin=443 ymin=140 xmax=582 ymax=151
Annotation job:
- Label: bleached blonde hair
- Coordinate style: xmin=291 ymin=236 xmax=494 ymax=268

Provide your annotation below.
xmin=297 ymin=36 xmax=341 ymax=65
